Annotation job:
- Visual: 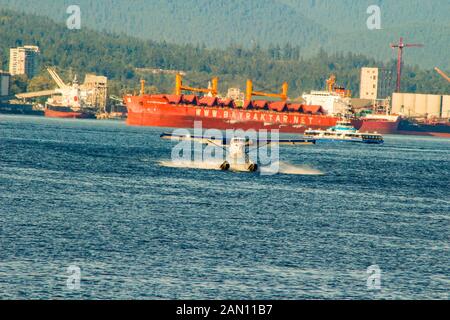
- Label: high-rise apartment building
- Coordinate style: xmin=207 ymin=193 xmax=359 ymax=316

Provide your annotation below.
xmin=9 ymin=46 xmax=40 ymax=78
xmin=360 ymin=67 xmax=379 ymax=100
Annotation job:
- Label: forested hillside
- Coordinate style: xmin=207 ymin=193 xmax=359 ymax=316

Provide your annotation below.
xmin=0 ymin=9 xmax=448 ymax=98
xmin=0 ymin=0 xmax=448 ymax=68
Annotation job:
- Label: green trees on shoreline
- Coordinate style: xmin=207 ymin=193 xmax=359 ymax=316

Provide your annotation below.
xmin=0 ymin=9 xmax=448 ymax=98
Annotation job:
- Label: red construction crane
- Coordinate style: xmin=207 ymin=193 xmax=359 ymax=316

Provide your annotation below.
xmin=390 ymin=37 xmax=424 ymax=92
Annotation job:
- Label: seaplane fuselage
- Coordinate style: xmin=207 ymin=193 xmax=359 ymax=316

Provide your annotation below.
xmin=225 ymin=137 xmax=258 ymax=172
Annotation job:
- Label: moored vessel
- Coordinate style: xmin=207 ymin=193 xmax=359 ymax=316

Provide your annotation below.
xmin=397 ymin=118 xmax=450 ymax=138
xmin=44 ymin=76 xmax=96 ymax=119
xmin=125 ymin=76 xmax=363 ymax=133
xmin=304 ymin=118 xmax=384 ymax=144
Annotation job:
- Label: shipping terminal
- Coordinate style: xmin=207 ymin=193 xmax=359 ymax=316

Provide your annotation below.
xmin=1 ymin=43 xmax=449 ymax=137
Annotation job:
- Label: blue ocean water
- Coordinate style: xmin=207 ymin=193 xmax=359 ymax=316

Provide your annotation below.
xmin=0 ymin=115 xmax=448 ymax=300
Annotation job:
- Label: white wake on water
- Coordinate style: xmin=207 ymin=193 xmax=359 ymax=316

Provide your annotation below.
xmin=159 ymin=160 xmax=323 ymax=175
xmin=158 ymin=160 xmax=224 ymax=171
xmin=260 ymin=161 xmax=324 ymax=175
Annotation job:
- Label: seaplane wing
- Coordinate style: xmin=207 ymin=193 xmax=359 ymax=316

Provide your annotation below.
xmin=254 ymin=138 xmax=316 ymax=147
xmin=161 ymin=133 xmax=315 ymax=146
xmin=160 ymin=133 xmax=227 ymax=145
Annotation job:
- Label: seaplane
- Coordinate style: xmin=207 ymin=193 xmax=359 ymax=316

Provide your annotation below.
xmin=160 ymin=132 xmax=316 ymax=172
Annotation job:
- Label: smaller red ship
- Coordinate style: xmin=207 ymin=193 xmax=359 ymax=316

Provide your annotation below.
xmin=44 ymin=74 xmax=96 ymax=119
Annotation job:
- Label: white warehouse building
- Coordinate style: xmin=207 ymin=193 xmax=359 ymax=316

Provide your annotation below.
xmin=392 ymin=93 xmax=450 ymax=119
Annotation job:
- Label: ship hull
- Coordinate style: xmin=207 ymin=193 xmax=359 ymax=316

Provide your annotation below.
xmin=358 ymin=119 xmax=400 ymax=134
xmin=397 ymin=120 xmax=450 ymax=138
xmin=0 ymin=103 xmax=44 ymax=116
xmin=357 ymin=117 xmax=450 ymax=137
xmin=126 ymin=98 xmax=363 ymax=133
xmin=45 ymin=108 xmax=95 ymax=119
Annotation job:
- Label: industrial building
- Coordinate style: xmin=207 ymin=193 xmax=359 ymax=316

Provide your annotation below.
xmin=441 ymin=95 xmax=450 ymax=119
xmin=9 ymin=46 xmax=40 ymax=78
xmin=392 ymin=93 xmax=450 ymax=119
xmin=360 ymin=67 xmax=379 ymax=100
xmin=0 ymin=71 xmax=11 ymax=96
xmin=81 ymin=74 xmax=108 ymax=110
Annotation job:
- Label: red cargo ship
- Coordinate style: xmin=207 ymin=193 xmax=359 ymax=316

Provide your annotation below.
xmin=126 ymin=95 xmax=365 ymax=133
xmin=125 ymin=77 xmax=365 ymax=133
xmin=125 ymin=95 xmax=370 ymax=133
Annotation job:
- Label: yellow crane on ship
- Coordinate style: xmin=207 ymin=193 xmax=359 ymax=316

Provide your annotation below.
xmin=245 ymin=80 xmax=288 ymax=101
xmin=325 ymin=74 xmax=351 ymax=97
xmin=174 ymin=74 xmax=218 ymax=96
xmin=326 ymin=74 xmax=336 ymax=92
xmin=168 ymin=73 xmax=289 ymax=102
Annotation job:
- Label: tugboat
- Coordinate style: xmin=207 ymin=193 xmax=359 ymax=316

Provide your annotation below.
xmin=304 ymin=119 xmax=384 ymax=144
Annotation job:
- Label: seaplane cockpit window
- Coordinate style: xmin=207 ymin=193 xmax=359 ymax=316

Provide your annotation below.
xmin=231 ymin=138 xmax=247 ymax=143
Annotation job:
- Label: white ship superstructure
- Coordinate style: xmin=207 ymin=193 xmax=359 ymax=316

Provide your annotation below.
xmin=302 ymin=90 xmax=351 ymax=115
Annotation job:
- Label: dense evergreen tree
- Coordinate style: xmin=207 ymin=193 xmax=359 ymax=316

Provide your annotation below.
xmin=0 ymin=9 xmax=448 ymax=98
xmin=0 ymin=0 xmax=448 ymax=68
